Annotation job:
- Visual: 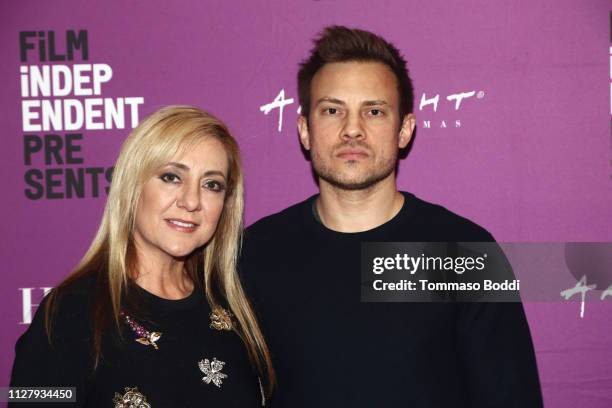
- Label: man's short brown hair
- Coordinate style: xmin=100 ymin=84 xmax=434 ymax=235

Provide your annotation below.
xmin=298 ymin=26 xmax=414 ymax=119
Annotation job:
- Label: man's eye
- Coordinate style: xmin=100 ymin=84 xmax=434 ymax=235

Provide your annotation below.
xmin=324 ymin=107 xmax=338 ymax=115
xmin=369 ymin=109 xmax=384 ymax=116
xmin=160 ymin=173 xmax=180 ymax=183
xmin=204 ymin=180 xmax=226 ymax=192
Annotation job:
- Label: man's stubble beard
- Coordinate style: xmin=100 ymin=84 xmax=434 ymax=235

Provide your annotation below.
xmin=311 ymin=147 xmax=398 ymax=191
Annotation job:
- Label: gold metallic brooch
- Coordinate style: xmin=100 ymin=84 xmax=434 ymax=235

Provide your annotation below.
xmin=209 ymin=307 xmax=233 ymax=331
xmin=113 ymin=387 xmax=151 ymax=408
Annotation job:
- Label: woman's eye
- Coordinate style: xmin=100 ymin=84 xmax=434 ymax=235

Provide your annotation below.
xmin=159 ymin=173 xmax=180 ymax=183
xmin=204 ymin=180 xmax=226 ymax=192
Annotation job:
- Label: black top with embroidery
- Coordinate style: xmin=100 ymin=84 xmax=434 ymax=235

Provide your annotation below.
xmin=241 ymin=192 xmax=543 ymax=407
xmin=10 ymin=277 xmax=263 ymax=407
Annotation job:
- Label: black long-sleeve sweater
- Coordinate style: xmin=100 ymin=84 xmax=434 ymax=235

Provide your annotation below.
xmin=240 ymin=192 xmax=543 ymax=407
xmin=10 ymin=278 xmax=263 ymax=407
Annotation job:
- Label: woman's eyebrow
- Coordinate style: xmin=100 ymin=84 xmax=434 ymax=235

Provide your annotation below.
xmin=203 ymin=170 xmax=226 ymax=180
xmin=166 ymin=162 xmax=190 ymax=171
xmin=164 ymin=163 xmax=226 ymax=179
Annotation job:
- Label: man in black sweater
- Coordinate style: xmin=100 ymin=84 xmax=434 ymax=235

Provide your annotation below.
xmin=241 ymin=26 xmax=543 ymax=407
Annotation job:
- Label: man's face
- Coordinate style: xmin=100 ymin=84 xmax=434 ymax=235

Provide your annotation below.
xmin=298 ymin=61 xmax=415 ymax=191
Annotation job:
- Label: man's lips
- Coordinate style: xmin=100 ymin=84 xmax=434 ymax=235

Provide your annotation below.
xmin=165 ymin=219 xmax=199 ymax=232
xmin=336 ymin=149 xmax=369 ymax=160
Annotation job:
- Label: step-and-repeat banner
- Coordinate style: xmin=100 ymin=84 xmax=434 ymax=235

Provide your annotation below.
xmin=2 ymin=1 xmax=611 ymax=406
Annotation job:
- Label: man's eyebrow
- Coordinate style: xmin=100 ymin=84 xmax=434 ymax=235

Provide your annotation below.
xmin=315 ymin=97 xmax=345 ymax=106
xmin=314 ymin=98 xmax=389 ymax=107
xmin=362 ymin=100 xmax=389 ymax=106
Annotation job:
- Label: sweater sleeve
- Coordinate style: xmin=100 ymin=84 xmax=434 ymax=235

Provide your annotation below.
xmin=450 ymin=224 xmax=543 ymax=407
xmin=456 ymin=301 xmax=543 ymax=407
xmin=454 ymin=236 xmax=543 ymax=407
xmin=9 ymin=292 xmax=95 ymax=407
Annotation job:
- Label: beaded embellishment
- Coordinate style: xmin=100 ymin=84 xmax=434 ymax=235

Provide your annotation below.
xmin=209 ymin=307 xmax=233 ymax=331
xmin=113 ymin=387 xmax=151 ymax=408
xmin=120 ymin=311 xmax=162 ymax=350
xmin=198 ymin=357 xmax=227 ymax=387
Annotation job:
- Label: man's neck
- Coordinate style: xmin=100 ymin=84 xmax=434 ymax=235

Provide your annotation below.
xmin=316 ymin=175 xmax=404 ymax=233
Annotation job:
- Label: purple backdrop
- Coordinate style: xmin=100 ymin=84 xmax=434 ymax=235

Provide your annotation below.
xmin=2 ymin=1 xmax=611 ymax=406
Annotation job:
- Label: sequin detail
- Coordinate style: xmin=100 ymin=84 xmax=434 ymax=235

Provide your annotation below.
xmin=120 ymin=311 xmax=162 ymax=350
xmin=113 ymin=387 xmax=151 ymax=408
xmin=209 ymin=307 xmax=233 ymax=331
xmin=198 ymin=357 xmax=227 ymax=387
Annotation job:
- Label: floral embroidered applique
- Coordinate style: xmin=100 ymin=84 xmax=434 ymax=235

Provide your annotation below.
xmin=198 ymin=357 xmax=227 ymax=387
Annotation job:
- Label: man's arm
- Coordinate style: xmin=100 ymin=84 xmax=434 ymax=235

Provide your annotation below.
xmin=455 ymin=298 xmax=543 ymax=407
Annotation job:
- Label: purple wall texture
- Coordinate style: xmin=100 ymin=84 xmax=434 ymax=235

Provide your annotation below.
xmin=1 ymin=0 xmax=611 ymax=406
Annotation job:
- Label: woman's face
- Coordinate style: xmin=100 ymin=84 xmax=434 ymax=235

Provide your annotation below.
xmin=133 ymin=137 xmax=229 ymax=263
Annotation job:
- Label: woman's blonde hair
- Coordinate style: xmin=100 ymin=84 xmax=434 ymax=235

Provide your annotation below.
xmin=45 ymin=105 xmax=275 ymax=394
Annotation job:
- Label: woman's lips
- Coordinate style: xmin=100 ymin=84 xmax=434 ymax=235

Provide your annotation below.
xmin=165 ymin=219 xmax=199 ymax=232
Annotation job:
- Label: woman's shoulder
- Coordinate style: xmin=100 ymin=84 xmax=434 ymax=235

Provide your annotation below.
xmin=52 ymin=272 xmax=98 ymax=307
xmin=50 ymin=272 xmax=98 ymax=318
xmin=10 ymin=273 xmax=99 ymax=393
xmin=19 ymin=273 xmax=98 ymax=348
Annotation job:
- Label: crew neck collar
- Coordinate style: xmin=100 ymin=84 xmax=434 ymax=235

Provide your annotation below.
xmin=128 ymin=282 xmax=203 ymax=312
xmin=304 ymin=191 xmax=416 ymax=238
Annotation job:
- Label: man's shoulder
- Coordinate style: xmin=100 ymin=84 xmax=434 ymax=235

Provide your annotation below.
xmin=243 ymin=192 xmax=494 ymax=242
xmin=245 ymin=195 xmax=315 ymax=239
xmin=403 ymin=192 xmax=495 ymax=242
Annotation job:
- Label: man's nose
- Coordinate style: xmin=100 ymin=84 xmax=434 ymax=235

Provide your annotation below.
xmin=341 ymin=111 xmax=365 ymax=140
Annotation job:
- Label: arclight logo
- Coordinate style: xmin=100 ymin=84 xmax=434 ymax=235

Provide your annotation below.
xmin=418 ymin=90 xmax=486 ymax=129
xmin=19 ymin=287 xmax=53 ymax=325
xmin=259 ymin=87 xmax=486 ymax=132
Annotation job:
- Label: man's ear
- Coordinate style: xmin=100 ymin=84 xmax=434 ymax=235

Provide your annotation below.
xmin=297 ymin=115 xmax=310 ymax=150
xmin=399 ymin=113 xmax=416 ymax=148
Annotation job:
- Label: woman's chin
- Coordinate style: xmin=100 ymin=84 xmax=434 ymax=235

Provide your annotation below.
xmin=165 ymin=246 xmax=200 ymax=260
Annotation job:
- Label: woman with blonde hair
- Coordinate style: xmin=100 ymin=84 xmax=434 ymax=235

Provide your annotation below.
xmin=10 ymin=106 xmax=274 ymax=407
